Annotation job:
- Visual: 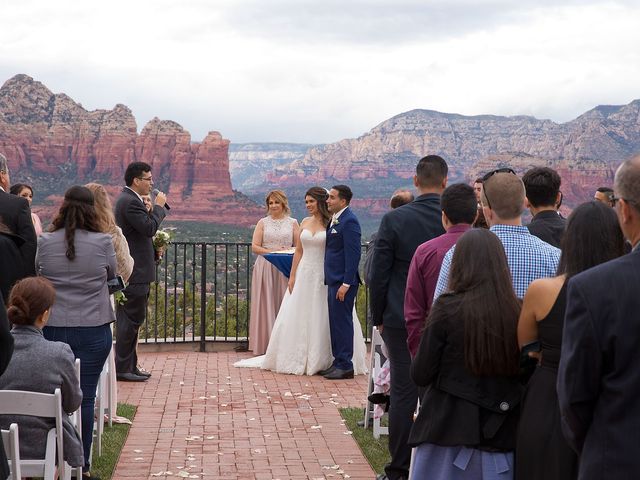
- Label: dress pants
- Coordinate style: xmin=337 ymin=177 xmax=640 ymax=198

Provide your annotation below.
xmin=115 ymin=283 xmax=149 ymax=374
xmin=381 ymin=325 xmax=419 ymax=480
xmin=43 ymin=324 xmax=112 ymax=472
xmin=327 ymin=284 xmax=358 ymax=371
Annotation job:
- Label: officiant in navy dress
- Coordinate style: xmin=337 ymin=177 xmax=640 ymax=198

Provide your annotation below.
xmin=323 ymin=185 xmax=362 ymax=380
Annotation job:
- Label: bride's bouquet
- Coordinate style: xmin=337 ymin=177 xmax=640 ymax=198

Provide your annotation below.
xmin=153 ymin=228 xmax=175 ymax=263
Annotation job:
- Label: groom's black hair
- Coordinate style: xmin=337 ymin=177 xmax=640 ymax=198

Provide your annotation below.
xmin=332 ymin=185 xmax=353 ymax=204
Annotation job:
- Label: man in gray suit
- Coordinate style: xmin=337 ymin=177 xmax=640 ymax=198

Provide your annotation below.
xmin=114 ymin=162 xmax=168 ymax=382
xmin=0 ymin=153 xmax=36 ymax=277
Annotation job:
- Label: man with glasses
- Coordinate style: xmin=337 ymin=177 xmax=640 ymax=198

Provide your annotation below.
xmin=558 ymin=155 xmax=640 ymax=479
xmin=114 ymin=162 xmax=168 ymax=382
xmin=434 ymin=168 xmax=560 ymax=299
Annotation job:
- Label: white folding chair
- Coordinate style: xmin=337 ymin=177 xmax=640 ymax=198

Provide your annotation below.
xmin=363 ymin=327 xmax=389 ymax=438
xmin=1 ymin=423 xmax=22 ymax=480
xmin=0 ymin=388 xmax=70 ymax=480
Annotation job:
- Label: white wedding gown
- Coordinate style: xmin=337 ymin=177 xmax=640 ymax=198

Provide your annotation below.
xmin=234 ymin=229 xmax=368 ymax=375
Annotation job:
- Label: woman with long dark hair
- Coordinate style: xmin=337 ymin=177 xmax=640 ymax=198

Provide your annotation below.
xmin=36 ymin=185 xmax=116 ymax=480
xmin=516 ymin=201 xmax=625 ymax=480
xmin=10 ymin=183 xmax=43 ymax=235
xmin=409 ymin=228 xmax=522 ymax=479
xmin=235 ymin=187 xmax=367 ymax=375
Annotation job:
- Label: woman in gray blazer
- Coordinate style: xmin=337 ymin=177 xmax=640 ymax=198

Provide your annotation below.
xmin=36 ymin=185 xmax=116 ymax=479
xmin=0 ymin=277 xmax=84 ymax=467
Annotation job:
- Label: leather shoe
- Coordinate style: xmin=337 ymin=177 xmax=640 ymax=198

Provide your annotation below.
xmin=116 ymin=372 xmax=148 ymax=382
xmin=324 ymin=368 xmax=354 ymax=380
xmin=134 ymin=366 xmax=152 ymax=378
xmin=317 ymin=366 xmax=336 ymax=376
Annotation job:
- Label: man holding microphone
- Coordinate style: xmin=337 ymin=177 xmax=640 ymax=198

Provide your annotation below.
xmin=114 ymin=162 xmax=168 ymax=382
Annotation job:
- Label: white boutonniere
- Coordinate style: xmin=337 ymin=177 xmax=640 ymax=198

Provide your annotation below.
xmin=333 ymin=217 xmax=339 ymax=225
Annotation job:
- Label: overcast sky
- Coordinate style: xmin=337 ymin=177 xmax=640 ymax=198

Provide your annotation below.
xmin=1 ymin=0 xmax=639 ymax=144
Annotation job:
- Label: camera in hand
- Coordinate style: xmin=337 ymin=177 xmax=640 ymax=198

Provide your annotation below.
xmin=107 ymin=275 xmax=126 ymax=295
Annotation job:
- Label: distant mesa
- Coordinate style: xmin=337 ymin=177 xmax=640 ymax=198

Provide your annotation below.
xmin=0 ymin=74 xmax=263 ymax=226
xmin=259 ymin=102 xmax=640 ymax=208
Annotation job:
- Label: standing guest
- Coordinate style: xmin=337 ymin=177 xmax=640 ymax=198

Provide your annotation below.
xmin=0 ymin=221 xmax=24 ymax=302
xmin=369 ymin=155 xmax=448 ymax=480
xmin=404 ymin=183 xmax=477 ymax=358
xmin=409 ymin=229 xmax=522 ymax=480
xmin=322 ymin=185 xmax=362 ymax=379
xmin=86 ymin=183 xmax=134 ymax=282
xmin=522 ymin=167 xmax=566 ymax=248
xmin=364 ymin=189 xmax=414 ymax=286
xmin=516 ymin=201 xmax=624 ymax=480
xmin=0 ymin=277 xmax=84 ymax=471
xmin=249 ymin=190 xmax=299 ymax=355
xmin=114 ymin=162 xmax=168 ymax=382
xmin=0 ymin=153 xmax=37 ymax=276
xmin=10 ymin=183 xmax=43 ymax=235
xmin=472 ymin=177 xmax=489 ymax=229
xmin=435 ymin=168 xmax=560 ymax=300
xmin=558 ymin=156 xmax=640 ymax=479
xmin=36 ymin=186 xmax=114 ymax=479
xmin=0 ymin=296 xmax=10 ymax=480
xmin=593 ymin=186 xmax=615 ymax=206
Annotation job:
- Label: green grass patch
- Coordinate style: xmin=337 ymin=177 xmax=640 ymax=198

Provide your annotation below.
xmin=339 ymin=407 xmax=390 ymax=474
xmin=90 ymin=403 xmax=137 ymax=480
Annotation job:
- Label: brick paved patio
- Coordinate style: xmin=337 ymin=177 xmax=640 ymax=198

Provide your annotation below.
xmin=114 ymin=351 xmax=376 ymax=480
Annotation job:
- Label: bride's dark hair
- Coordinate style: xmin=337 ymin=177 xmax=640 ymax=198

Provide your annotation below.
xmin=306 ymin=187 xmax=331 ymax=227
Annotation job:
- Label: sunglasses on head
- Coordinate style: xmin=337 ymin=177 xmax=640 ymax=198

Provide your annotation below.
xmin=481 ymin=167 xmax=517 ymax=210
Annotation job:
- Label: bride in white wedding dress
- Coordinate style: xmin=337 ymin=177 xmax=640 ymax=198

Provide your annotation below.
xmin=235 ymin=187 xmax=368 ymax=375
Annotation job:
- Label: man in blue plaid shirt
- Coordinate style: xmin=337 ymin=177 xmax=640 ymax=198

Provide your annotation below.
xmin=434 ymin=169 xmax=560 ymax=299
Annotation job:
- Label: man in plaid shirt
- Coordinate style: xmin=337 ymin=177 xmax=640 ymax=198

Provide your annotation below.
xmin=434 ymin=169 xmax=560 ymax=299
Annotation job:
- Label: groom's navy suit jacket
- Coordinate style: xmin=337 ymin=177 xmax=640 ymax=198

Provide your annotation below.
xmin=324 ymin=207 xmax=362 ymax=286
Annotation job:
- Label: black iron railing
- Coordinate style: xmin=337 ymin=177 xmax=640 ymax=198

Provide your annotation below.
xmin=143 ymin=242 xmax=371 ymax=350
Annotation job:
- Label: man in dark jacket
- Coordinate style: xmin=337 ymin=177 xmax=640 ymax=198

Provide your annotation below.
xmin=114 ymin=162 xmax=167 ymax=381
xmin=0 ymin=153 xmax=36 ymax=276
xmin=558 ymin=155 xmax=640 ymax=479
xmin=0 ymin=222 xmax=24 ymax=302
xmin=369 ymin=155 xmax=448 ymax=480
xmin=523 ymin=166 xmax=566 ymax=248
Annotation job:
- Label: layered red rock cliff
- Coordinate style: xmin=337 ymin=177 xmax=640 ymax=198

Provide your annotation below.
xmin=0 ymin=74 xmax=263 ymax=225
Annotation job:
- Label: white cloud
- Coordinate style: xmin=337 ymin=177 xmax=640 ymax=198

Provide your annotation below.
xmin=0 ymin=0 xmax=639 ymax=143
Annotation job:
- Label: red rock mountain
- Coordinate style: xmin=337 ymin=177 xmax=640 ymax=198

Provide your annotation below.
xmin=264 ymin=104 xmax=640 ymax=207
xmin=0 ymin=74 xmax=262 ymax=225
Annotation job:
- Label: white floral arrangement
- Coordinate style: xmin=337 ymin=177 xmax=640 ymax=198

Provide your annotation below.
xmin=153 ymin=228 xmax=175 ymax=249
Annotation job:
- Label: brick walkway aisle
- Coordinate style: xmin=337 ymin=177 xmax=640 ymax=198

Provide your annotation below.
xmin=114 ymin=351 xmax=376 ymax=480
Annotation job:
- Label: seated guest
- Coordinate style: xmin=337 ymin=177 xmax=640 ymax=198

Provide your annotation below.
xmin=522 ymin=167 xmax=566 ymax=247
xmin=37 ymin=185 xmax=115 ymax=478
xmin=516 ymin=201 xmax=624 ymax=480
xmin=10 ymin=183 xmax=43 ymax=235
xmin=593 ymin=186 xmax=615 ymax=206
xmin=0 ymin=277 xmax=84 ymax=468
xmin=0 ymin=296 xmax=10 ymax=480
xmin=409 ymin=228 xmax=522 ymax=479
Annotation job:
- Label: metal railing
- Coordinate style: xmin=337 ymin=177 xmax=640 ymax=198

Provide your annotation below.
xmin=142 ymin=242 xmax=371 ymax=350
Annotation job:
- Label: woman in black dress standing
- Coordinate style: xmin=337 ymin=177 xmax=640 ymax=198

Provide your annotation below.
xmin=516 ymin=201 xmax=625 ymax=479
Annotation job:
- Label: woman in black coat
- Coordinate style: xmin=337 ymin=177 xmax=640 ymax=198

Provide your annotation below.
xmin=408 ymin=229 xmax=522 ymax=480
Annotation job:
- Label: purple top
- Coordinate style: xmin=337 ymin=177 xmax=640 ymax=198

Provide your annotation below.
xmin=404 ymin=224 xmax=471 ymax=357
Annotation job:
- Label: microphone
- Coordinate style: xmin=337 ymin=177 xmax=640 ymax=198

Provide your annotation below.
xmin=152 ymin=188 xmax=171 ymax=210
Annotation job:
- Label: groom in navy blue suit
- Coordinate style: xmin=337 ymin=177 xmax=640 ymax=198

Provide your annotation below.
xmin=322 ymin=185 xmax=362 ymax=380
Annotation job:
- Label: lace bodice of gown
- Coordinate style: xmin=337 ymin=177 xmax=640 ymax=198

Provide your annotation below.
xmin=261 ymin=216 xmax=296 ymax=250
